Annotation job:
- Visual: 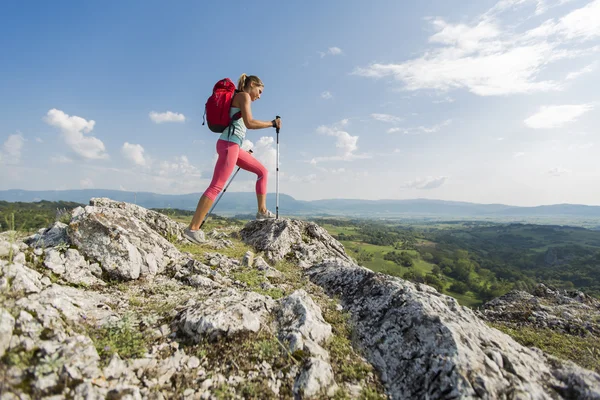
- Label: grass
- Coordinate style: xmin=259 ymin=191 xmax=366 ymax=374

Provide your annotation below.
xmin=87 ymin=313 xmax=150 ymax=363
xmin=491 ymin=323 xmax=600 ymax=373
xmin=177 ymin=330 xmax=297 ymax=399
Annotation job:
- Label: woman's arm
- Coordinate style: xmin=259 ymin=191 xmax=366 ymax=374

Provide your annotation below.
xmin=238 ymin=92 xmax=274 ymax=130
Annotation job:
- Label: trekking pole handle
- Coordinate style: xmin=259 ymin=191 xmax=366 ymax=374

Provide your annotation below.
xmin=275 ymin=116 xmax=281 ymax=134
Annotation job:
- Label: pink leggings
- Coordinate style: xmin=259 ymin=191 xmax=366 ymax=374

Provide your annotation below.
xmin=203 ymin=139 xmax=268 ymax=200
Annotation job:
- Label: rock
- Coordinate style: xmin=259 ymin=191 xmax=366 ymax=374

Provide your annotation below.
xmin=255 ymin=256 xmax=284 ymax=279
xmin=2 ymin=263 xmax=45 ymax=293
xmin=17 ymin=284 xmax=116 ymax=327
xmin=277 ymin=290 xmax=332 ymax=344
xmin=240 ymin=219 xmax=352 ymax=265
xmin=178 ymin=289 xmax=274 ymax=341
xmin=69 ymin=203 xmax=182 ymax=281
xmin=242 ymin=250 xmax=254 ymax=267
xmin=294 ymin=357 xmax=338 ymax=398
xmin=187 ymin=356 xmax=201 ymax=369
xmin=104 ymin=354 xmax=129 ymax=379
xmin=44 ymin=248 xmax=66 ymax=274
xmin=25 ymin=222 xmax=70 ymax=249
xmin=186 ymin=275 xmax=221 ymax=289
xmin=0 ymin=308 xmax=15 ymax=357
xmin=72 ymin=381 xmax=107 ymax=399
xmin=12 ymin=252 xmax=26 ymax=264
xmin=481 ymin=283 xmax=600 ymax=337
xmin=89 ymin=198 xmax=186 ymax=243
xmin=62 ymin=248 xmax=106 ymax=287
xmin=308 ymin=259 xmax=600 ymax=399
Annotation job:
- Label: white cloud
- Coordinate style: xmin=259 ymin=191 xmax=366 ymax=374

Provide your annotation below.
xmin=566 ymin=62 xmax=597 ymax=80
xmin=121 ymin=142 xmax=147 ymax=166
xmin=310 ymin=121 xmax=371 ymax=164
xmin=568 ymin=142 xmax=594 ymax=150
xmin=404 ymin=176 xmax=448 ymax=189
xmin=51 ymin=155 xmax=74 ymax=164
xmin=353 ymin=0 xmax=600 ymax=96
xmin=524 ymin=104 xmax=594 ymax=129
xmin=157 ymin=155 xmax=201 ymax=178
xmin=35 ymin=137 xmax=43 ymax=143
xmin=547 ymin=167 xmax=570 ymax=176
xmin=80 ymin=178 xmax=94 ymax=188
xmin=289 ymin=174 xmax=317 ymax=183
xmin=387 ymin=119 xmax=452 ymax=134
xmin=526 ymin=0 xmax=600 ymax=40
xmin=44 ymin=109 xmax=108 ymax=160
xmin=321 ymin=91 xmax=333 ymax=99
xmin=149 ymin=111 xmax=186 ymax=124
xmin=244 ymin=136 xmax=277 ymax=173
xmin=319 ymin=47 xmax=343 ymax=58
xmin=2 ymin=133 xmax=25 ymax=164
xmin=513 ymin=152 xmax=526 ymax=157
xmin=371 ymin=113 xmax=403 ymax=123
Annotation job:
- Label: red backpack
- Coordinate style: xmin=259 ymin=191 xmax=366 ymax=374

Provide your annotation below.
xmin=203 ymin=78 xmax=242 ymax=133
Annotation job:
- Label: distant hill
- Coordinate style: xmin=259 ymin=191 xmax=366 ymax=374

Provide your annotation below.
xmin=1 ymin=189 xmax=600 ymax=222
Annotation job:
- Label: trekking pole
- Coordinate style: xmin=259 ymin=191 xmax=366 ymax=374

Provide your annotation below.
xmin=200 ymin=149 xmax=253 ymax=229
xmin=275 ymin=116 xmax=280 ymax=219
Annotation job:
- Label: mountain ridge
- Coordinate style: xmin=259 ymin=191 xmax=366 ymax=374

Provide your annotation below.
xmin=2 ymin=189 xmax=600 ymax=219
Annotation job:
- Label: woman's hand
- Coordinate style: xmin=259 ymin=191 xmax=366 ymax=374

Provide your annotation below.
xmin=272 ymin=118 xmax=282 ymax=130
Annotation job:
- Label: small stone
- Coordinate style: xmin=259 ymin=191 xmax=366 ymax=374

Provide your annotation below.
xmin=187 ymin=356 xmax=201 ymax=369
xmin=201 ymin=378 xmax=213 ymax=390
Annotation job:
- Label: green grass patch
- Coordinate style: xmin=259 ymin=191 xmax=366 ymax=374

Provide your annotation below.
xmin=491 ymin=323 xmax=600 ymax=373
xmin=88 ymin=314 xmax=149 ymax=363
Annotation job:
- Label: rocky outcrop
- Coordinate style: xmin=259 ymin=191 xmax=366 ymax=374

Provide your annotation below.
xmin=1 ymin=198 xmax=599 ymax=400
xmin=480 ymin=283 xmax=600 ymax=336
xmin=240 ymin=219 xmax=352 ymax=267
xmin=307 ymin=259 xmax=600 ymax=399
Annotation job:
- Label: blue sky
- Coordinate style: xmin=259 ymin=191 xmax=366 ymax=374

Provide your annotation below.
xmin=1 ymin=0 xmax=599 ymax=206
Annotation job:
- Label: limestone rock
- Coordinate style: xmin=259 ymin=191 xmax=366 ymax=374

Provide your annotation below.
xmin=178 ymin=289 xmax=274 ymax=341
xmin=0 ymin=308 xmax=15 ymax=357
xmin=25 ymin=222 xmax=70 ymax=249
xmin=294 ymin=357 xmax=338 ymax=398
xmin=68 ymin=203 xmax=181 ymax=281
xmin=240 ymin=219 xmax=352 ymax=265
xmin=308 ymin=259 xmax=600 ymax=399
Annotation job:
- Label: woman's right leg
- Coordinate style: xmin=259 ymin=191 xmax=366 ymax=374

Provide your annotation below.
xmin=188 ymin=140 xmax=240 ymax=230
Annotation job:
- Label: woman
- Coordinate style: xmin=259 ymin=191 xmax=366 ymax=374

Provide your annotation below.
xmin=184 ymin=74 xmax=282 ymax=244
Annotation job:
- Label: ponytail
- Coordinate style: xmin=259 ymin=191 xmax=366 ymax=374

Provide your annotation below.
xmin=237 ymin=73 xmax=263 ymax=92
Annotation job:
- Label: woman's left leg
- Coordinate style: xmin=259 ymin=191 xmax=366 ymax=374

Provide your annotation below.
xmin=236 ymin=150 xmax=269 ymax=213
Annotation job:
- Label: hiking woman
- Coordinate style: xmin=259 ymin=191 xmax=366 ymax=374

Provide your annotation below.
xmin=184 ymin=74 xmax=282 ymax=243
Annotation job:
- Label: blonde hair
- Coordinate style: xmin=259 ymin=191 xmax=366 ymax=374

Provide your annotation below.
xmin=237 ymin=73 xmax=263 ymax=92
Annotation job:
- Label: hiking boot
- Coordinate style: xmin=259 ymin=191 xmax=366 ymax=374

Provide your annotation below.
xmin=183 ymin=227 xmax=205 ymax=244
xmin=256 ymin=209 xmax=276 ymax=220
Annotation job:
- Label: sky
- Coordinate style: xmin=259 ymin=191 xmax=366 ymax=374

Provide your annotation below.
xmin=1 ymin=0 xmax=599 ymax=207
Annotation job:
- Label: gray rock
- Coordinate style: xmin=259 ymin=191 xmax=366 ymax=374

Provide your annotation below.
xmin=69 ymin=204 xmax=182 ymax=281
xmin=44 ymin=248 xmax=66 ymax=274
xmin=12 ymin=252 xmax=26 ymax=264
xmin=178 ymin=289 xmax=274 ymax=341
xmin=72 ymin=382 xmax=107 ymax=400
xmin=308 ymin=259 xmax=600 ymax=400
xmin=89 ymin=198 xmax=186 ymax=243
xmin=2 ymin=263 xmax=45 ymax=293
xmin=255 ymin=256 xmax=284 ymax=279
xmin=242 ymin=250 xmax=254 ymax=267
xmin=0 ymin=308 xmax=15 ymax=357
xmin=240 ymin=219 xmax=352 ymax=265
xmin=104 ymin=354 xmax=129 ymax=379
xmin=62 ymin=248 xmax=106 ymax=287
xmin=17 ymin=284 xmax=116 ymax=327
xmin=294 ymin=357 xmax=338 ymax=398
xmin=277 ymin=290 xmax=332 ymax=345
xmin=25 ymin=222 xmax=70 ymax=249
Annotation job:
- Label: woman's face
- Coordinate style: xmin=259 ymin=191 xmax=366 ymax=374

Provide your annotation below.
xmin=248 ymin=83 xmax=263 ymax=101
